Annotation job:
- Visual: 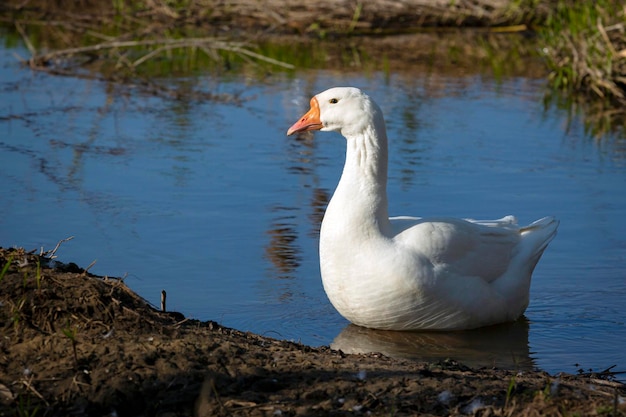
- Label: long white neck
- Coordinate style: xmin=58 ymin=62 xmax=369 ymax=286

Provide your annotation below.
xmin=326 ymin=121 xmax=391 ymax=236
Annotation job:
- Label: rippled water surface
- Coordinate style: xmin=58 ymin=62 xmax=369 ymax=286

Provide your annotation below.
xmin=1 ymin=44 xmax=625 ymax=376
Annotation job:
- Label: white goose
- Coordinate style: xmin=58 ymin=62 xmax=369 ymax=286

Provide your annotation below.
xmin=287 ymin=87 xmax=559 ymax=331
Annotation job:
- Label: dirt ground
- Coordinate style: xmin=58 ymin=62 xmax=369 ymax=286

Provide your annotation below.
xmin=0 ymin=247 xmax=624 ymax=417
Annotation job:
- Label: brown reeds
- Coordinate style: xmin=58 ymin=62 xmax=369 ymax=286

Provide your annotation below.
xmin=538 ymin=0 xmax=626 ymax=136
xmin=2 ymin=0 xmax=626 ymax=131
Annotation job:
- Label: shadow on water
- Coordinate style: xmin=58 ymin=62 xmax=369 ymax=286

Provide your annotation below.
xmin=265 ymin=206 xmax=302 ymax=279
xmin=332 ymin=319 xmax=534 ymax=371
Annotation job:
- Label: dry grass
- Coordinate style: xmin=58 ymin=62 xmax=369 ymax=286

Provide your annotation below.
xmin=539 ymin=1 xmax=626 ymax=102
xmin=537 ymin=0 xmax=626 ymax=137
xmin=3 ymin=0 xmax=626 ymax=107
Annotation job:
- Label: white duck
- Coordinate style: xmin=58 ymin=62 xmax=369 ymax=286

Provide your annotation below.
xmin=287 ymin=87 xmax=559 ymax=331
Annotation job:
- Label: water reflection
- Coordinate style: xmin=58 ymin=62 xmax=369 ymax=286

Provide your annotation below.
xmin=390 ymin=89 xmax=431 ymax=189
xmin=265 ymin=206 xmax=301 ymax=279
xmin=286 ymin=131 xmax=317 ymax=176
xmin=307 ymin=187 xmax=329 ymax=237
xmin=331 ymin=319 xmax=534 ymax=370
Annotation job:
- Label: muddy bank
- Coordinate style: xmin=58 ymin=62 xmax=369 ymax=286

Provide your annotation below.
xmin=0 ymin=0 xmax=547 ymax=75
xmin=1 ymin=247 xmax=624 ymax=416
xmin=1 ymin=0 xmax=546 ymax=36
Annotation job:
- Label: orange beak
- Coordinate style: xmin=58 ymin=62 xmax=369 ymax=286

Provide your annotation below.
xmin=287 ymin=97 xmax=322 ymax=136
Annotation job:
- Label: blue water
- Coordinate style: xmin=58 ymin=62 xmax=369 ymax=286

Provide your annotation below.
xmin=1 ymin=45 xmax=625 ymax=376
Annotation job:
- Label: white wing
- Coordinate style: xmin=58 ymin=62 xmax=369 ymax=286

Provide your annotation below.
xmin=391 ymin=216 xmax=521 ymax=283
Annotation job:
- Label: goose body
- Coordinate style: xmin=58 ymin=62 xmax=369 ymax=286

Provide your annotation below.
xmin=287 ymin=87 xmax=558 ymax=331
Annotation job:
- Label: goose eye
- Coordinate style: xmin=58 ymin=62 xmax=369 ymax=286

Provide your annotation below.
xmin=329 ymin=98 xmax=339 ymax=104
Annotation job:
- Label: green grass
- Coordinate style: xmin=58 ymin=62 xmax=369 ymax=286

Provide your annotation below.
xmin=536 ymin=0 xmax=626 ymax=137
xmin=16 ymin=394 xmax=40 ymax=417
xmin=538 ymin=0 xmax=625 ymax=100
xmin=62 ymin=320 xmax=80 ymax=367
xmin=0 ymin=255 xmax=11 ymax=283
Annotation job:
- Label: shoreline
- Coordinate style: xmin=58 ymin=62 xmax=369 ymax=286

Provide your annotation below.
xmin=2 ymin=0 xmax=624 ymax=136
xmin=1 ymin=246 xmax=624 ymax=416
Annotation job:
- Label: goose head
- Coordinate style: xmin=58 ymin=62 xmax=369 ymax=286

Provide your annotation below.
xmin=287 ymin=87 xmax=384 ymax=138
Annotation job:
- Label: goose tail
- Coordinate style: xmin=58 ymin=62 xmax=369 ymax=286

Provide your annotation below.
xmin=520 ymin=216 xmax=559 ymax=268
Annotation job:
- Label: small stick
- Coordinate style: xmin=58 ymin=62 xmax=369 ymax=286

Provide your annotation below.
xmin=83 ymin=259 xmax=97 ymax=274
xmin=30 ymin=37 xmax=295 ymax=70
xmin=597 ymin=18 xmax=616 ymax=55
xmin=47 ymin=236 xmax=75 ymax=259
xmin=14 ymin=22 xmax=36 ymax=56
xmin=21 ymin=376 xmax=49 ymax=406
xmin=161 ymin=290 xmax=167 ymax=312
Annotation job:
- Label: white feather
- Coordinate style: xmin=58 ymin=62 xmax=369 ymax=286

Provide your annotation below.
xmin=295 ymin=87 xmax=558 ymax=330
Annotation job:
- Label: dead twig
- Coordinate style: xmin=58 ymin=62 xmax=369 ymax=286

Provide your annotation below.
xmin=42 ymin=236 xmax=75 ymax=259
xmin=14 ymin=21 xmax=35 ymax=56
xmin=82 ymin=259 xmax=97 ymax=276
xmin=28 ymin=37 xmax=294 ymax=70
xmin=226 ymin=45 xmax=295 ymax=69
xmin=20 ymin=376 xmax=49 ymax=407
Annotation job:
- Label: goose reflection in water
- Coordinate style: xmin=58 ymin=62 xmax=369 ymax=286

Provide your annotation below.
xmin=265 ymin=208 xmax=301 ymax=279
xmin=331 ymin=318 xmax=534 ymax=371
